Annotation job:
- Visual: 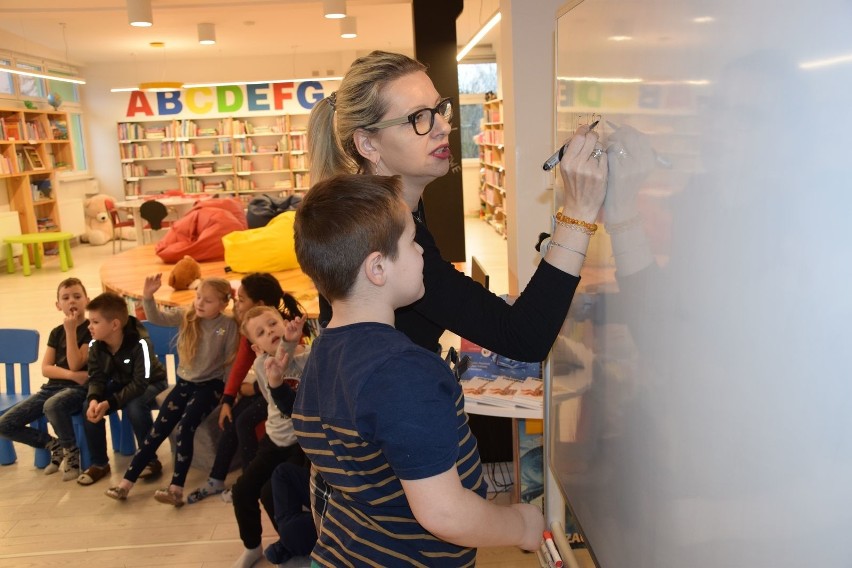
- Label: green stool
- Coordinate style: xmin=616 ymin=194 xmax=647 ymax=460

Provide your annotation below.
xmin=4 ymin=232 xmax=75 ymax=276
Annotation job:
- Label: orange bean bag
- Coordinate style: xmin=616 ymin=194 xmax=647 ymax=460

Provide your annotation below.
xmin=155 ymin=198 xmax=247 ymax=263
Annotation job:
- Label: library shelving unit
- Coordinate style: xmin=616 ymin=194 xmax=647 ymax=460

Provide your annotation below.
xmin=477 ymin=98 xmax=506 ymax=236
xmin=117 ymin=113 xmax=311 ymax=203
xmin=0 ymin=107 xmax=73 ymax=237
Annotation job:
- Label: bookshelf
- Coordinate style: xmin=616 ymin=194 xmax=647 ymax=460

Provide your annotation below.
xmin=477 ymin=98 xmax=506 ymax=236
xmin=1 ymin=107 xmax=73 ymax=237
xmin=117 ymin=113 xmax=311 ymax=203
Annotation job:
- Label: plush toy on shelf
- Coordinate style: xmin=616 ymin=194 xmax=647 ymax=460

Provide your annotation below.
xmin=81 ymin=194 xmax=135 ymax=246
xmin=168 ymin=255 xmax=202 ymax=291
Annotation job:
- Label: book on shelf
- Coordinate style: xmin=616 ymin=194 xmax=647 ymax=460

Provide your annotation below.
xmin=3 ymin=118 xmax=22 ymax=141
xmin=145 ymin=127 xmax=167 ymax=139
xmin=26 ymin=120 xmax=47 ymax=140
xmin=50 ymin=119 xmax=69 ymax=140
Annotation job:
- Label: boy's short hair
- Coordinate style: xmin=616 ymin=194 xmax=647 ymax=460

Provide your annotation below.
xmin=57 ymin=277 xmax=87 ymax=299
xmin=240 ymin=305 xmax=283 ymax=339
xmin=86 ymin=292 xmax=129 ymax=326
xmin=295 ymin=174 xmax=407 ymax=302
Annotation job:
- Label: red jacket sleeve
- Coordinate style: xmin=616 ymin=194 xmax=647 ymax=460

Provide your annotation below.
xmin=221 ymin=335 xmax=256 ymax=405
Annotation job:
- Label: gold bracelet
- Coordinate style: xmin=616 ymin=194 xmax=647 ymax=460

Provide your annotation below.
xmin=606 ymin=214 xmax=642 ymax=235
xmin=555 ymin=211 xmax=597 ymax=236
xmin=549 ymin=239 xmax=586 ymax=258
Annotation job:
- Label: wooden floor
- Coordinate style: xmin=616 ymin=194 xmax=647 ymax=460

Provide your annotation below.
xmin=0 ymin=218 xmax=594 ymax=568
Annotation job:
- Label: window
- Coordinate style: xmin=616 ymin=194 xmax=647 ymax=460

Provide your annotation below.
xmin=46 ymin=70 xmax=80 ymax=104
xmin=457 ymin=63 xmax=498 ymax=160
xmin=69 ymin=113 xmax=88 ymax=171
xmin=0 ymin=57 xmax=13 ymax=96
xmin=15 ymin=61 xmax=46 ymax=98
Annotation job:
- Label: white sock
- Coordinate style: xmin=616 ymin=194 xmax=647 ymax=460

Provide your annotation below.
xmin=231 ymin=546 xmax=262 ymax=568
xmin=207 ymin=477 xmax=225 ymax=490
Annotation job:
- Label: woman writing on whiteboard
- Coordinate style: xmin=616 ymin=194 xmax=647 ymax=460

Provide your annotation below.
xmin=305 ymin=49 xmax=607 ymax=534
xmin=309 ymin=50 xmax=606 ymax=356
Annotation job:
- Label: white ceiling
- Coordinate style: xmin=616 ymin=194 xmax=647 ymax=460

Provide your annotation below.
xmin=0 ymin=0 xmax=440 ymax=65
xmin=0 ymin=0 xmax=501 ymax=67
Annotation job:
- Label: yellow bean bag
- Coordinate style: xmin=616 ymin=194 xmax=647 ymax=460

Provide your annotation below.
xmin=222 ymin=210 xmax=299 ymax=273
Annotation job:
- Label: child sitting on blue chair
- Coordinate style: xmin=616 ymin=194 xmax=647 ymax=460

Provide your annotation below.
xmin=0 ymin=277 xmax=91 ymax=481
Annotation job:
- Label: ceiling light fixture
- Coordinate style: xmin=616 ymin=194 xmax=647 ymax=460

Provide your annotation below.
xmin=198 ymin=23 xmax=216 ymax=45
xmin=457 ymin=11 xmax=500 ymax=62
xmin=136 ymin=42 xmax=182 ymax=91
xmin=127 ymin=0 xmax=153 ymax=27
xmin=323 ymin=0 xmax=347 ymax=19
xmin=340 ymin=17 xmax=357 ymax=39
xmin=110 ymin=75 xmax=344 ymax=93
xmin=1 ymin=66 xmax=86 ymax=85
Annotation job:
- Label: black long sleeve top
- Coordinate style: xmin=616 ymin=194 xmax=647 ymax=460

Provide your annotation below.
xmin=320 ymin=214 xmax=581 ymax=362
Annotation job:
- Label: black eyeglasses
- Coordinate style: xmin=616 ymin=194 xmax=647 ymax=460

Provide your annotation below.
xmin=365 ymin=98 xmax=453 ymax=136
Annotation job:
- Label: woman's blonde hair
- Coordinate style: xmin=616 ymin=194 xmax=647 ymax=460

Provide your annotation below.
xmin=307 ymin=51 xmax=426 ymax=184
xmin=177 ymin=277 xmax=235 ymax=367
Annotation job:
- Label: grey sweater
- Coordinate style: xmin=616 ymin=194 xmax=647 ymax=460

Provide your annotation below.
xmin=142 ymin=297 xmax=239 ymax=383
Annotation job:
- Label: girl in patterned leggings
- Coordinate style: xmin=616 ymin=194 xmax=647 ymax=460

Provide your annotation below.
xmin=104 ymin=275 xmax=239 ymax=507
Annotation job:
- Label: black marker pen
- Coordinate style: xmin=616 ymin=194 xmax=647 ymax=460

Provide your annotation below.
xmin=542 ymin=120 xmax=599 ymax=171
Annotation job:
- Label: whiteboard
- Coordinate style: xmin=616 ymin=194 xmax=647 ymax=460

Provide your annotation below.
xmin=548 ymin=1 xmax=852 ymax=566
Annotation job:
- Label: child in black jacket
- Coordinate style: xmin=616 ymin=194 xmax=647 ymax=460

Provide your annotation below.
xmin=78 ymin=292 xmax=168 ymax=486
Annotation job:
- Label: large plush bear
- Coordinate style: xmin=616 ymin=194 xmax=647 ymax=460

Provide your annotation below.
xmin=81 ymin=194 xmax=135 ymax=245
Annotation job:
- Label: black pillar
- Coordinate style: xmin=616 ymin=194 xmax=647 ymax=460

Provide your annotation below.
xmin=412 ymin=0 xmax=466 ymax=262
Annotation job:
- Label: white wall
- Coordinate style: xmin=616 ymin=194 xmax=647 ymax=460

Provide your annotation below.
xmin=81 ymin=50 xmax=377 ymax=200
xmin=498 ymin=0 xmax=565 ymax=294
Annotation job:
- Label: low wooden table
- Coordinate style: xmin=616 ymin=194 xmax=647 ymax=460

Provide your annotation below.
xmin=100 ymin=244 xmax=319 ymax=317
xmin=4 ymin=231 xmax=74 ymax=276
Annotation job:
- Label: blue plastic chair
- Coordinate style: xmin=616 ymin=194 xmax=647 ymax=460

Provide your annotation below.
xmin=141 ymin=320 xmax=180 ymax=380
xmin=0 ymin=329 xmax=43 ymax=466
xmin=107 ymin=321 xmax=179 ymax=456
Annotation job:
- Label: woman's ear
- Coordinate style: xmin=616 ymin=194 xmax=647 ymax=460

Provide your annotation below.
xmin=353 ymin=128 xmax=379 ymax=164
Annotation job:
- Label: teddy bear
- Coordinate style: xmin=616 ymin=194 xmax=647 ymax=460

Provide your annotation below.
xmin=81 ymin=194 xmax=135 ymax=245
xmin=168 ymin=255 xmax=202 ymax=291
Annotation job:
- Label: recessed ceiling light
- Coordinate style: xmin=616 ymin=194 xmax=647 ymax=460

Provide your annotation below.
xmin=692 ymin=16 xmax=715 ymax=23
xmin=608 ymin=35 xmax=633 ymax=42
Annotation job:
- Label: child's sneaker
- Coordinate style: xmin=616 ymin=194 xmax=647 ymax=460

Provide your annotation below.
xmin=43 ymin=439 xmax=63 ymax=475
xmin=61 ymin=446 xmax=81 ymax=482
xmin=186 ymin=479 xmax=225 ymax=504
xmin=264 ymin=541 xmax=293 ymax=565
xmin=220 ymin=487 xmax=233 ymax=503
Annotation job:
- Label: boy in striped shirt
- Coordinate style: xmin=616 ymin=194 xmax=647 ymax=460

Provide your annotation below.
xmin=291 ymin=174 xmax=544 ymax=566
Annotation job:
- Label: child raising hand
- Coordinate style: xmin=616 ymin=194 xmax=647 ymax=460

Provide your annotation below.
xmin=105 ymin=275 xmax=239 ymax=507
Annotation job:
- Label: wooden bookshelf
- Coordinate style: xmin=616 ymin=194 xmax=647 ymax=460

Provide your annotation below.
xmin=117 ymin=113 xmax=311 ymax=203
xmin=1 ymin=107 xmax=72 ymax=237
xmin=477 ymin=98 xmax=506 ymax=237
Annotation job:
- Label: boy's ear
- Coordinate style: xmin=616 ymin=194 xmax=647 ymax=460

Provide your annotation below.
xmin=250 ymin=342 xmax=263 ymax=355
xmin=363 ymin=251 xmax=386 ymax=287
xmin=353 ymin=128 xmax=378 ymax=163
xmin=55 ymin=300 xmax=62 ymax=312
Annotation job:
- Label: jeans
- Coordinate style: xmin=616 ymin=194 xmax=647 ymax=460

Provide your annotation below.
xmin=83 ymin=380 xmax=167 ymax=467
xmin=124 ymin=378 xmax=223 ymax=487
xmin=0 ymin=384 xmax=87 ymax=449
